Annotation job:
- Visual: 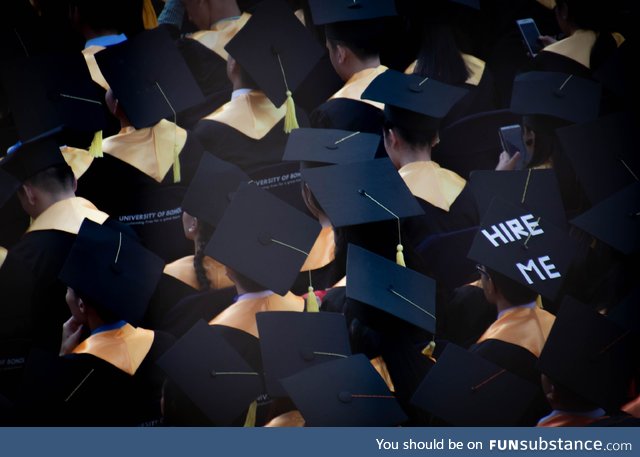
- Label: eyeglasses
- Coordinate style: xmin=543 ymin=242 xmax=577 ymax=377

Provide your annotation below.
xmin=475 ymin=264 xmax=489 ymax=277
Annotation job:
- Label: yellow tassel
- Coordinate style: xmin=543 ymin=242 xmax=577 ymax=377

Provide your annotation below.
xmin=142 ymin=0 xmax=158 ymax=29
xmin=396 ymin=244 xmax=406 ymax=267
xmin=283 ymin=90 xmax=299 ymax=134
xmin=421 ymin=339 xmax=436 ymax=363
xmin=536 ymin=295 xmax=543 ymax=309
xmin=88 ymin=130 xmax=103 ymax=158
xmin=243 ymin=400 xmax=257 ymax=427
xmin=306 ymin=286 xmax=319 ymax=313
xmin=172 ymin=143 xmax=181 ymax=183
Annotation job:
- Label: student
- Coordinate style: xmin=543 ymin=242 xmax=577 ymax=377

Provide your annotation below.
xmin=362 ymin=69 xmax=479 ymax=242
xmin=307 ymin=0 xmax=395 ymax=152
xmin=19 ymin=219 xmax=173 ymax=425
xmin=191 ymin=0 xmax=321 ymax=173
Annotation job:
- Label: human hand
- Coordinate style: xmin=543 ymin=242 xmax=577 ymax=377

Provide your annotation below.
xmin=60 ymin=316 xmax=84 ymax=356
xmin=495 ymin=151 xmax=522 ymax=171
xmin=538 ymin=35 xmax=557 ymax=48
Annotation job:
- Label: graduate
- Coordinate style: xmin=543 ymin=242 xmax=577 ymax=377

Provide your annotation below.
xmin=191 ymin=0 xmax=322 ymax=173
xmin=281 ymin=127 xmax=379 ymax=295
xmin=361 ymin=69 xmax=479 ymax=244
xmin=77 ymin=27 xmax=207 ymax=262
xmin=18 ymin=219 xmax=173 ymax=425
xmin=307 ymin=0 xmax=394 ymax=150
xmin=0 ymin=138 xmax=131 ymax=354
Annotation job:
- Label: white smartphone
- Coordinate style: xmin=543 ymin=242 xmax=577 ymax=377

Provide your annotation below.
xmin=516 ymin=18 xmax=543 ymax=57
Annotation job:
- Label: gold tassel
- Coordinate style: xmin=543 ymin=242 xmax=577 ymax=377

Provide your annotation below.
xmin=142 ymin=0 xmax=158 ymax=29
xmin=172 ymin=142 xmax=181 ymax=183
xmin=243 ymin=400 xmax=257 ymax=427
xmin=535 ymin=295 xmax=544 ymax=309
xmin=88 ymin=130 xmax=103 ymax=158
xmin=396 ymin=244 xmax=406 ymax=267
xmin=306 ymin=286 xmax=319 ymax=313
xmin=283 ymin=90 xmax=299 ymax=134
xmin=421 ymin=339 xmax=436 ymax=363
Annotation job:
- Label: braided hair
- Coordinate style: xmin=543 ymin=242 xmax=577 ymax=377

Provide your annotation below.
xmin=192 ymin=219 xmax=215 ymax=291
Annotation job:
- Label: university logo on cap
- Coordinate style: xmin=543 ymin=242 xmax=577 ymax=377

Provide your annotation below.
xmin=468 ymin=197 xmax=578 ymax=300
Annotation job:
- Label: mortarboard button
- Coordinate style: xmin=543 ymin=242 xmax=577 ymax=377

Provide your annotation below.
xmin=338 ymin=391 xmax=352 ymax=403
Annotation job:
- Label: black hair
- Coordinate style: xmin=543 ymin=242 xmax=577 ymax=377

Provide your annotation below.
xmin=24 ymin=164 xmax=75 ymax=194
xmin=324 ymin=19 xmax=385 ymax=60
xmin=383 ymin=117 xmax=438 ymax=150
xmin=193 ymin=220 xmax=215 ymax=291
xmin=69 ymin=0 xmax=144 ymax=37
xmin=413 ymin=23 xmax=470 ymax=86
xmin=485 ymin=267 xmax=539 ymax=305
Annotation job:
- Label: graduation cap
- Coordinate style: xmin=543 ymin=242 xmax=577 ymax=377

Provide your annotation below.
xmin=59 ymin=219 xmax=164 ymax=324
xmin=95 ymin=27 xmax=204 ymax=130
xmin=156 ymin=320 xmax=263 ymax=426
xmin=0 ymin=165 xmax=22 ymax=209
xmin=570 ymin=182 xmax=639 ymax=255
xmin=469 ymin=169 xmax=567 ymax=228
xmin=225 ymin=0 xmax=324 ymax=133
xmin=538 ymin=296 xmax=639 ymax=412
xmin=1 ymin=136 xmax=66 ymax=183
xmin=205 ymin=183 xmax=321 ymax=297
xmin=282 ymin=128 xmax=379 ymax=165
xmin=280 ymin=353 xmax=407 ymax=426
xmin=556 ymin=112 xmax=637 ymax=205
xmin=468 ymin=197 xmax=578 ymax=300
xmin=361 ymin=69 xmax=468 ymax=132
xmin=308 ymin=0 xmax=397 ymax=25
xmin=607 ymin=286 xmax=640 ymax=334
xmin=1 ymin=53 xmax=106 ymax=156
xmin=510 ymin=72 xmax=601 ymax=125
xmin=347 ymin=244 xmax=436 ymax=334
xmin=301 ymin=158 xmax=424 ymax=265
xmin=256 ymin=311 xmax=351 ymax=397
xmin=411 ymin=343 xmax=539 ymax=426
xmin=181 ymin=154 xmax=250 ymax=228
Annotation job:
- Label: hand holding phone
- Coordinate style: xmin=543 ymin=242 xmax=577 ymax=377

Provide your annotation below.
xmin=516 ymin=18 xmax=543 ymax=57
xmin=498 ymin=125 xmax=526 ymax=170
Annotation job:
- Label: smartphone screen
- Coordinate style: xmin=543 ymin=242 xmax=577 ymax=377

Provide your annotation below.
xmin=498 ymin=125 xmax=527 ymax=170
xmin=516 ymin=18 xmax=542 ymax=57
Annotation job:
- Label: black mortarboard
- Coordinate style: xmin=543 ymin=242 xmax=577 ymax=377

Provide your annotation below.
xmin=1 ymin=137 xmax=66 ymax=183
xmin=450 ymin=0 xmax=480 ymax=9
xmin=59 ymin=219 xmax=164 ymax=324
xmin=256 ymin=311 xmax=351 ymax=397
xmin=301 ymin=158 xmax=424 ymax=228
xmin=510 ymin=72 xmax=601 ymax=125
xmin=417 ymin=226 xmax=479 ymax=291
xmin=156 ymin=320 xmax=263 ymax=425
xmin=468 ymin=197 xmax=578 ymax=300
xmin=95 ymin=27 xmax=204 ymax=129
xmin=411 ymin=343 xmax=539 ymax=426
xmin=1 ymin=53 xmax=106 ymax=149
xmin=538 ymin=296 xmax=639 ymax=411
xmin=346 ymin=244 xmax=436 ymax=334
xmin=307 ymin=0 xmax=397 ymax=25
xmin=280 ymin=353 xmax=407 ymax=426
xmin=205 ymin=183 xmax=321 ymax=295
xmin=469 ymin=169 xmax=567 ymax=228
xmin=556 ymin=112 xmax=637 ymax=205
xmin=362 ymin=69 xmax=468 ymax=131
xmin=181 ymin=154 xmax=250 ymax=228
xmin=608 ymin=286 xmax=640 ymax=334
xmin=225 ymin=0 xmax=324 ymax=112
xmin=0 ymin=166 xmax=21 ymax=209
xmin=282 ymin=128 xmax=378 ymax=165
xmin=570 ymin=182 xmax=639 ymax=255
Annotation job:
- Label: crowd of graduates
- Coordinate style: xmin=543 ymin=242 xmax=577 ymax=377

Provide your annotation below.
xmin=0 ymin=0 xmax=637 ymax=427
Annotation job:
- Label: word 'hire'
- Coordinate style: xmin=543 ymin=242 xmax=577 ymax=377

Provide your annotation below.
xmin=481 ymin=214 xmax=543 ymax=247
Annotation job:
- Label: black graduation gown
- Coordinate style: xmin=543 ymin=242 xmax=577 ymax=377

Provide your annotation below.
xmin=143 ymin=273 xmax=203 ymax=330
xmin=17 ymin=330 xmax=174 ymax=426
xmin=192 ymin=109 xmax=310 ymax=174
xmin=76 ymin=132 xmax=204 ymax=262
xmin=531 ymin=50 xmax=593 ymax=79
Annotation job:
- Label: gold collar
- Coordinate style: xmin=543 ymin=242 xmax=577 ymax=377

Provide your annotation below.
xmin=61 ymin=146 xmax=94 ymax=179
xmin=204 ymin=91 xmax=285 ymax=140
xmin=82 ymin=46 xmax=109 ymax=90
xmin=72 ymin=323 xmax=154 ymax=375
xmin=164 ymin=255 xmax=234 ymax=290
xmin=191 ymin=13 xmax=251 ymax=61
xmin=300 ymin=226 xmax=335 ymax=271
xmin=329 ymin=65 xmax=387 ymax=109
xmin=102 ymin=120 xmax=188 ymax=183
xmin=26 ymin=197 xmax=108 ymax=234
xmin=398 ymin=161 xmax=466 ymax=212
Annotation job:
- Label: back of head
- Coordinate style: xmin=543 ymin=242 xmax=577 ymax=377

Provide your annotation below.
xmin=70 ymin=0 xmax=144 ymax=37
xmin=325 ymin=19 xmax=387 ymax=60
xmin=24 ymin=163 xmax=75 ymax=195
xmin=414 ymin=23 xmax=469 ymax=86
xmin=486 ymin=267 xmax=539 ymax=306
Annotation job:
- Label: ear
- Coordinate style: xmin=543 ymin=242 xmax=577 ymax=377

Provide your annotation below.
xmin=77 ymin=297 xmax=87 ymax=315
xmin=335 ymin=43 xmax=348 ymax=64
xmin=384 ymin=127 xmax=399 ymax=150
xmin=21 ymin=183 xmax=37 ymax=206
xmin=72 ymin=176 xmax=78 ymax=193
xmin=301 ymin=182 xmax=321 ymax=219
xmin=431 ymin=133 xmax=440 ymax=148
